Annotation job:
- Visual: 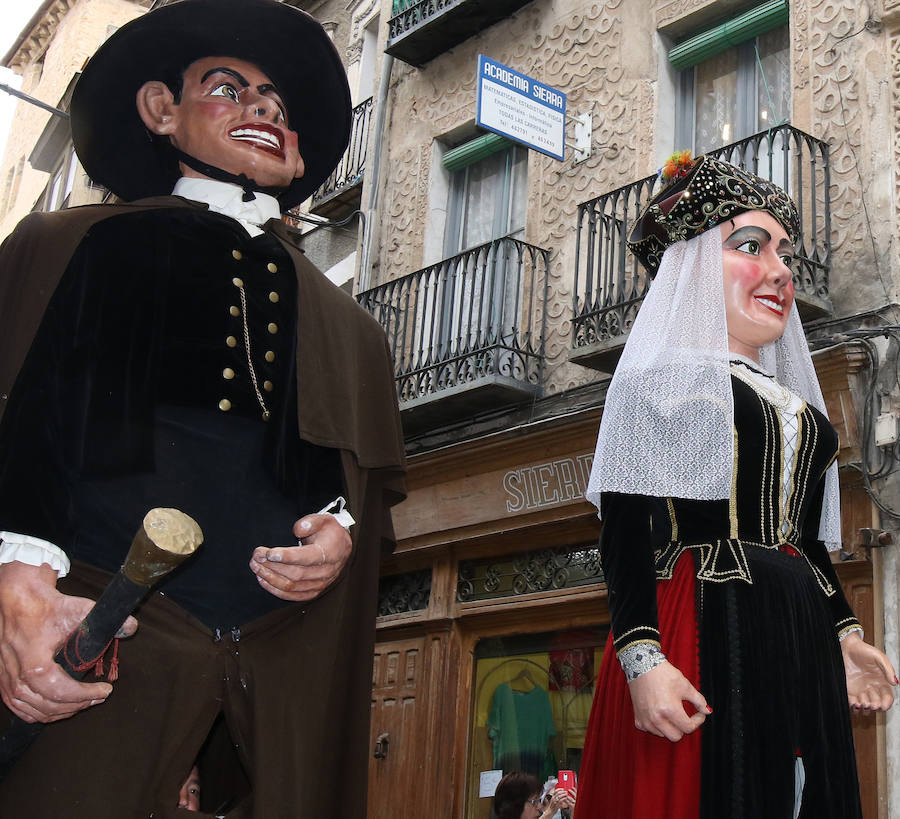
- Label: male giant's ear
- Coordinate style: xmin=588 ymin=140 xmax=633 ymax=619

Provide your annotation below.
xmin=136 ymin=80 xmax=178 ymax=136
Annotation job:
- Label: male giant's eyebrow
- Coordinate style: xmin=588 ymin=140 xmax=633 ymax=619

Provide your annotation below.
xmin=200 ymin=68 xmax=287 ymax=121
xmin=200 ymin=66 xmax=250 ymax=87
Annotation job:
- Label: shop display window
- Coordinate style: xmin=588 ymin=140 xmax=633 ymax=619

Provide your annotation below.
xmin=465 ymin=627 xmax=607 ymax=818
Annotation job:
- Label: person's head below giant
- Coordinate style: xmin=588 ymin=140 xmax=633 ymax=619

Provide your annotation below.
xmin=70 ymin=0 xmax=351 ymax=211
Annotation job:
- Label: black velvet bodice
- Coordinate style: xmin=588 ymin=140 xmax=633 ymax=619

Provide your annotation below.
xmin=0 ymin=208 xmax=343 ymax=628
xmin=652 ymin=375 xmax=838 ymax=546
xmin=600 ymin=369 xmax=857 ymax=656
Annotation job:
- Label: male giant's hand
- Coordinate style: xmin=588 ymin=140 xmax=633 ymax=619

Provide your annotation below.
xmin=0 ymin=561 xmax=135 ymax=723
xmin=842 ymin=631 xmax=897 ymax=712
xmin=249 ymin=514 xmax=352 ymax=602
xmin=627 ymin=660 xmax=711 ymax=742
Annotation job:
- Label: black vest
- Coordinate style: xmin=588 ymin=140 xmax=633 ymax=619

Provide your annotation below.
xmin=0 ymin=209 xmax=343 ymax=628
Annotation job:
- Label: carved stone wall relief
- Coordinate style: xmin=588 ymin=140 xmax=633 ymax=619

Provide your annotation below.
xmin=809 ymin=0 xmax=896 ymax=310
xmin=890 ymin=22 xmax=900 ymax=284
xmin=375 ymin=0 xmax=897 ymax=393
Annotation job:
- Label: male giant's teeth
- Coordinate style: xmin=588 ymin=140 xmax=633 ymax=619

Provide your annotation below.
xmin=230 ymin=128 xmax=280 ymax=148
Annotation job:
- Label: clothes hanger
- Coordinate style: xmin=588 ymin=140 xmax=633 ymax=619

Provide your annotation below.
xmin=509 ymin=664 xmax=537 ymax=692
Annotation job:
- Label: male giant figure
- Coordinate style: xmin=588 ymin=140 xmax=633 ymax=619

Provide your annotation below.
xmin=0 ymin=1 xmax=405 ymax=816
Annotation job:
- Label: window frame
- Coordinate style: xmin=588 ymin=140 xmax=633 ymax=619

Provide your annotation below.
xmin=443 ymin=141 xmax=527 ymax=258
xmin=673 ymin=22 xmax=789 ymax=154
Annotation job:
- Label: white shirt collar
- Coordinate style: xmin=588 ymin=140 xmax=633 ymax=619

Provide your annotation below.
xmin=171 ymin=177 xmax=281 ymax=237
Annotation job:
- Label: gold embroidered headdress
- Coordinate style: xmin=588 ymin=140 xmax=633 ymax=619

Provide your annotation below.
xmin=627 ymin=152 xmax=800 ymax=275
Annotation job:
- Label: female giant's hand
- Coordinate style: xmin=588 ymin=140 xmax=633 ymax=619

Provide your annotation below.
xmin=627 ymin=660 xmax=711 ymax=742
xmin=842 ymin=631 xmax=897 ymax=712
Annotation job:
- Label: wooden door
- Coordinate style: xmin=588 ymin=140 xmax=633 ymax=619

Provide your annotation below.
xmin=837 ymin=476 xmax=885 ymax=818
xmin=368 ymin=637 xmax=427 ymax=819
xmin=838 ymin=558 xmax=880 ymax=819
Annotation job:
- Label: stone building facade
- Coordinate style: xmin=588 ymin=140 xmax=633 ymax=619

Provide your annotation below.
xmin=1 ymin=0 xmax=899 ymax=815
xmin=325 ymin=1 xmax=900 ymax=817
xmin=0 ymin=0 xmax=148 ymax=236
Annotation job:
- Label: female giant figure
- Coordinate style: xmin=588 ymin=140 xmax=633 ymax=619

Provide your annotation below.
xmin=574 ymin=153 xmax=896 ymax=818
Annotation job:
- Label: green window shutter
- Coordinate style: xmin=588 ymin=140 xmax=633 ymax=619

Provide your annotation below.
xmin=668 ymin=0 xmax=789 ymax=70
xmin=442 ymin=132 xmax=515 ymax=173
xmin=392 ymin=0 xmax=416 ymax=16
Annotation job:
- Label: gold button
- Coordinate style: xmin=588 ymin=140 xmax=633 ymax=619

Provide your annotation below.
xmin=267 ymin=262 xmax=278 ymax=274
xmin=226 ymin=336 xmax=237 ymax=348
xmin=232 ymin=277 xmax=243 ymax=288
xmin=261 ymin=410 xmax=271 ymax=421
xmin=267 ymin=322 xmax=278 ymax=334
xmin=223 ymin=368 xmax=235 ymax=380
xmin=229 ymin=305 xmax=240 ymax=316
xmin=232 ymin=249 xmax=243 ymax=260
xmin=265 ymin=350 xmax=275 ymax=362
xmin=218 ymin=398 xmax=232 ymax=411
xmin=263 ymin=380 xmax=274 ymax=392
xmin=268 ymin=291 xmax=279 ymax=303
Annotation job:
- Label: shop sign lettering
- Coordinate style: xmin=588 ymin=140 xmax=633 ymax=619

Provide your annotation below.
xmin=502 ymin=453 xmax=593 ymax=513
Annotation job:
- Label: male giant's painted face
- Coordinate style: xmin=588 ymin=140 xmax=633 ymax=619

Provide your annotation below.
xmin=719 ymin=210 xmax=795 ymax=361
xmin=138 ymin=56 xmax=305 ymax=189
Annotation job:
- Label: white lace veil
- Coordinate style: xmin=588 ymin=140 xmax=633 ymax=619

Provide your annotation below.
xmin=586 ymin=229 xmax=842 ymax=550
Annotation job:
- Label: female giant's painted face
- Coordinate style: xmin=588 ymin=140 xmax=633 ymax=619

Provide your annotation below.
xmin=719 ymin=210 xmax=795 ymax=361
xmin=140 ymin=56 xmax=305 ymax=189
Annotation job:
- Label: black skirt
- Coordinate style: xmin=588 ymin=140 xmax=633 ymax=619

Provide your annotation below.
xmin=698 ymin=545 xmax=861 ymax=818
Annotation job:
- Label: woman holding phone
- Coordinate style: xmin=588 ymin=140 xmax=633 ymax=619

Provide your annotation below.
xmin=573 ymin=153 xmax=897 ymax=819
xmin=493 ymin=771 xmax=575 ymax=819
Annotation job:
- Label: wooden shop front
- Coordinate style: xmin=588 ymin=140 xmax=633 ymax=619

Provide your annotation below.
xmin=366 ymin=345 xmax=885 ymax=819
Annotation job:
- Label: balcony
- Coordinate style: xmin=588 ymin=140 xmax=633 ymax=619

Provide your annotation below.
xmin=571 ymin=125 xmax=832 ymax=374
xmin=385 ymin=0 xmax=535 ymax=67
xmin=358 ymin=237 xmax=550 ymax=433
xmin=309 ymin=97 xmax=373 ymax=217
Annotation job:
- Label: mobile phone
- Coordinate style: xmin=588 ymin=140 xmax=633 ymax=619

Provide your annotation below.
xmin=557 ymin=770 xmax=576 ymax=794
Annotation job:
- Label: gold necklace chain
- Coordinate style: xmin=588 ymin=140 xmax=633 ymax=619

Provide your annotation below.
xmin=234 ymin=278 xmax=271 ymax=422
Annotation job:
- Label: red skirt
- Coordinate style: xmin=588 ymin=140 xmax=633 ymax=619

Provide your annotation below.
xmin=575 ymin=554 xmax=701 ymax=819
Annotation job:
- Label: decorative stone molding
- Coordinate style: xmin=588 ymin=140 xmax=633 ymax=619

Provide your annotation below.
xmin=380 ymin=144 xmax=426 ymax=287
xmin=653 ymin=0 xmax=755 ymax=35
xmin=806 ymin=0 xmax=890 ymax=311
xmin=346 ymin=39 xmax=363 ymax=64
xmin=654 ymin=0 xmax=716 ymax=30
xmin=891 ymin=22 xmax=900 ymax=279
xmin=791 ymin=0 xmax=811 ymax=95
xmin=345 ymin=0 xmax=379 ymax=63
xmin=349 ymin=0 xmax=380 ymax=43
xmin=6 ymin=0 xmax=78 ymax=72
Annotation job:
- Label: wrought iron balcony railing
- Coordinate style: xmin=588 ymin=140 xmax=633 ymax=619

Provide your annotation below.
xmin=358 ymin=237 xmax=550 ymax=417
xmin=386 ymin=0 xmax=535 ymax=67
xmin=572 ymin=125 xmax=831 ymax=372
xmin=310 ymin=96 xmax=373 ymax=208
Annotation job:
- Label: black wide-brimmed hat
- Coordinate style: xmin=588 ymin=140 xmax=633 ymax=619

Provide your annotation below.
xmin=627 ymin=152 xmax=800 ymax=275
xmin=70 ymin=0 xmax=351 ymax=210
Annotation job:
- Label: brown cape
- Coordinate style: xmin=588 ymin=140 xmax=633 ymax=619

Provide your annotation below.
xmin=0 ymin=198 xmax=406 ymax=818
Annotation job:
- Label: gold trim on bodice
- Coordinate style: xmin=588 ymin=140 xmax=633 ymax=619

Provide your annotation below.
xmin=654 ymin=363 xmax=838 ymax=599
xmin=654 ymin=538 xmax=836 ymax=597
